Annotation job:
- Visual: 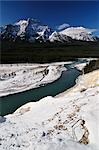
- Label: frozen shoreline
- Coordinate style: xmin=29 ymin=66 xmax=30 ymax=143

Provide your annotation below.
xmin=0 ymin=58 xmax=95 ymax=97
xmin=0 ymin=62 xmax=69 ymax=97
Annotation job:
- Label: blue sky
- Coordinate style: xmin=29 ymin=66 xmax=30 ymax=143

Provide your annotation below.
xmin=0 ymin=1 xmax=99 ymax=35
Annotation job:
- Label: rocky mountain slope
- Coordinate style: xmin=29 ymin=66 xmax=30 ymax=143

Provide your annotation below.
xmin=0 ymin=18 xmax=97 ymax=43
xmin=0 ymin=18 xmax=52 ymax=42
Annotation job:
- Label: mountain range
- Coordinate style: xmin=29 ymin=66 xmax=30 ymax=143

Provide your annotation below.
xmin=0 ymin=18 xmax=98 ymax=43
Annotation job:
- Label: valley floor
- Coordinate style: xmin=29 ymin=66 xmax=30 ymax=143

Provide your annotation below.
xmin=0 ymin=68 xmax=99 ymax=150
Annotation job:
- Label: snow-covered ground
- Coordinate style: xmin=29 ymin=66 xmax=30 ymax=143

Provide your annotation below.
xmin=0 ymin=63 xmax=67 ymax=97
xmin=0 ymin=58 xmax=97 ymax=97
xmin=0 ymin=69 xmax=99 ymax=150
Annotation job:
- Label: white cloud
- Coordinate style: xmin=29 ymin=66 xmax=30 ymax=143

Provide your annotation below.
xmin=57 ymin=23 xmax=70 ymax=30
xmin=86 ymin=28 xmax=97 ymax=34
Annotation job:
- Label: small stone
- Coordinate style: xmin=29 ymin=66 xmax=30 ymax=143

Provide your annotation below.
xmin=42 ymin=132 xmax=46 ymax=137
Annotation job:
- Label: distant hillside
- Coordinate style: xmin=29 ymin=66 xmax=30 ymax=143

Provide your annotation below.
xmin=1 ymin=40 xmax=99 ymax=63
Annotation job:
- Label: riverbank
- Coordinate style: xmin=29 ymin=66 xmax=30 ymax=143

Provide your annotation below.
xmin=56 ymin=69 xmax=99 ymax=98
xmin=0 ymin=63 xmax=68 ymax=97
xmin=0 ymin=67 xmax=81 ymax=116
xmin=56 ymin=61 xmax=99 ymax=98
xmin=0 ymin=69 xmax=99 ymax=150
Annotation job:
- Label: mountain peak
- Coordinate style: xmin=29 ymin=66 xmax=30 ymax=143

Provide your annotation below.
xmin=15 ymin=19 xmax=28 ymax=26
xmin=27 ymin=18 xmax=41 ymax=24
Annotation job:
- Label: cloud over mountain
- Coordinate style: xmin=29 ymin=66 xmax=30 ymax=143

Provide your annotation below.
xmin=57 ymin=23 xmax=70 ymax=31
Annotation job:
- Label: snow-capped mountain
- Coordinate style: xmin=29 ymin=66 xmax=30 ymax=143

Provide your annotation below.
xmin=0 ymin=19 xmax=97 ymax=42
xmin=60 ymin=27 xmax=96 ymax=41
xmin=0 ymin=18 xmax=52 ymax=42
xmin=49 ymin=31 xmax=70 ymax=42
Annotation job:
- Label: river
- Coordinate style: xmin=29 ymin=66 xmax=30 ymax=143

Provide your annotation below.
xmin=0 ymin=66 xmax=82 ymax=116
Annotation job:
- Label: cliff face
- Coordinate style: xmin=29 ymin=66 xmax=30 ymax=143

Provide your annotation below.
xmin=0 ymin=70 xmax=99 ymax=150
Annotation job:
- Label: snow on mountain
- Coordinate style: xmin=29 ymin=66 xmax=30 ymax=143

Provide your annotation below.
xmin=37 ymin=27 xmax=52 ymax=42
xmin=0 ymin=24 xmax=20 ymax=40
xmin=15 ymin=20 xmax=28 ymax=36
xmin=0 ymin=19 xmax=97 ymax=42
xmin=0 ymin=18 xmax=52 ymax=42
xmin=49 ymin=31 xmax=70 ymax=42
xmin=17 ymin=18 xmax=52 ymax=41
xmin=60 ymin=27 xmax=96 ymax=41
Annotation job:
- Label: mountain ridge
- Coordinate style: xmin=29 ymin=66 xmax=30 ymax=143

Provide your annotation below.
xmin=0 ymin=18 xmax=97 ymax=43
